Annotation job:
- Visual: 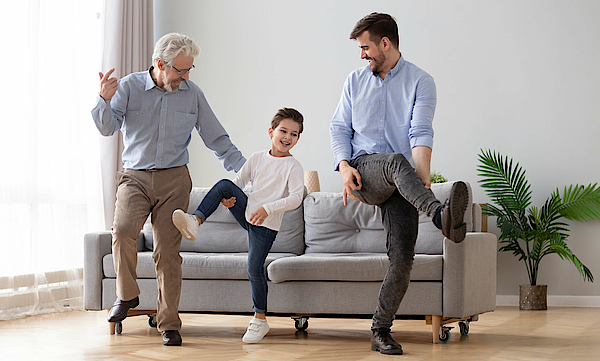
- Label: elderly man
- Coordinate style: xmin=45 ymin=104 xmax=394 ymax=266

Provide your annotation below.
xmin=92 ymin=33 xmax=245 ymax=346
xmin=330 ymin=13 xmax=468 ymax=355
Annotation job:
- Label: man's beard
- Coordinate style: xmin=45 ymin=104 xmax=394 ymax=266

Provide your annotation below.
xmin=368 ymin=52 xmax=386 ymax=76
xmin=162 ymin=72 xmax=182 ymax=92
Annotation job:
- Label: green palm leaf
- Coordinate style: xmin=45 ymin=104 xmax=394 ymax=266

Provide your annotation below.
xmin=477 ymin=149 xmax=531 ymax=212
xmin=554 ymin=183 xmax=600 ymax=222
xmin=540 ymin=234 xmax=594 ymax=282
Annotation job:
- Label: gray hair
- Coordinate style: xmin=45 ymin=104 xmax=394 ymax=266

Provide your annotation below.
xmin=152 ymin=33 xmax=200 ymax=67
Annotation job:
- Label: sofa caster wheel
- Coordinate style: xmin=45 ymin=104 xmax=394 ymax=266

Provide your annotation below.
xmin=459 ymin=320 xmax=470 ymax=335
xmin=439 ymin=326 xmax=452 ymax=343
xmin=293 ymin=316 xmax=309 ymax=331
xmin=148 ymin=313 xmax=157 ymax=328
xmin=115 ymin=321 xmax=123 ymax=335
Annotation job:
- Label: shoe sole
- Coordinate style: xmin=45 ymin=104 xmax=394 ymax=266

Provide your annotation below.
xmin=172 ymin=211 xmax=196 ymax=241
xmin=371 ymin=344 xmax=403 ymax=355
xmin=447 ymin=181 xmax=468 ymax=243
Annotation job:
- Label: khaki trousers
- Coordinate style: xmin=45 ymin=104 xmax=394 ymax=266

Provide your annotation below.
xmin=111 ymin=166 xmax=192 ymax=332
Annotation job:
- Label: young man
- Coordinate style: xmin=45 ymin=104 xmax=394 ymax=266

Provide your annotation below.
xmin=330 ymin=13 xmax=468 ymax=355
xmin=172 ymin=108 xmax=304 ymax=343
xmin=91 ymin=33 xmax=245 ymax=346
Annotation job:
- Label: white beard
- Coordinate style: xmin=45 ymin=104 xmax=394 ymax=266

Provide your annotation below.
xmin=161 ymin=72 xmax=180 ymax=92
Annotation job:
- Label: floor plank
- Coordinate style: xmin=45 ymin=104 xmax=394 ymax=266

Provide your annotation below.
xmin=1 ymin=307 xmax=599 ymax=360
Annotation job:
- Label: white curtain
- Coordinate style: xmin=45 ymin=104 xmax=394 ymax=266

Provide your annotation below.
xmin=0 ymin=0 xmax=104 ymax=319
xmin=99 ymin=0 xmax=154 ymax=229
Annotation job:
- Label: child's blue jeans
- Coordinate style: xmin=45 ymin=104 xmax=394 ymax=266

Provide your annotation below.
xmin=192 ymin=179 xmax=278 ymax=314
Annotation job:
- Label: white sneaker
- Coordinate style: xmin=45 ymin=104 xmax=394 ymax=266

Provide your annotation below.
xmin=242 ymin=318 xmax=269 ymax=343
xmin=172 ymin=209 xmax=199 ymax=241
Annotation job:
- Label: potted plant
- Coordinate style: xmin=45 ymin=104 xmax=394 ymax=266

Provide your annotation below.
xmin=477 ymin=149 xmax=600 ymax=310
xmin=430 ymin=170 xmax=448 ymax=184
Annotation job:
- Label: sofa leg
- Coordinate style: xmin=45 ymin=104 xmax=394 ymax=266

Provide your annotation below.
xmin=431 ymin=315 xmax=442 ymax=344
xmin=109 ymin=321 xmax=116 ymax=335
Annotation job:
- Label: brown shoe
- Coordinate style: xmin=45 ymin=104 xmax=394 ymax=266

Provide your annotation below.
xmin=441 ymin=181 xmax=468 ymax=243
xmin=371 ymin=331 xmax=403 ymax=355
xmin=162 ymin=330 xmax=182 ymax=346
xmin=107 ymin=296 xmax=139 ymax=322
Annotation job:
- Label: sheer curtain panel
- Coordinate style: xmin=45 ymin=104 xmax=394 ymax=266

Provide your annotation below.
xmin=0 ymin=0 xmax=104 ymax=320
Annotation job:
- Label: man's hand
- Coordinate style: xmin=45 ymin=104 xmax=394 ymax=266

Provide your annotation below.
xmin=99 ymin=68 xmax=118 ymax=101
xmin=249 ymin=206 xmax=268 ymax=226
xmin=221 ymin=197 xmax=236 ymax=208
xmin=339 ymin=160 xmax=362 ymax=206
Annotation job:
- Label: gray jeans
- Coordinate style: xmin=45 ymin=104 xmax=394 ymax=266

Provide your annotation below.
xmin=349 ymin=153 xmax=442 ymax=333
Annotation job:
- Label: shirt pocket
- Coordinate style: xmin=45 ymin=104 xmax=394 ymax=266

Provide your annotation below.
xmin=173 ymin=111 xmax=197 ymax=140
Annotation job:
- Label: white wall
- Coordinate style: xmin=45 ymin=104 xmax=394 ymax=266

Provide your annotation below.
xmin=154 ymin=0 xmax=600 ymax=299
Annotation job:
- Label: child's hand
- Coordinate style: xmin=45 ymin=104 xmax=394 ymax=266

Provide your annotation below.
xmin=249 ymin=207 xmax=268 ymax=226
xmin=221 ymin=197 xmax=236 ymax=208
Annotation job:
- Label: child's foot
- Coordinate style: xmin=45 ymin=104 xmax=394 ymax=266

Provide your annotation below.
xmin=172 ymin=209 xmax=199 ymax=241
xmin=440 ymin=181 xmax=468 ymax=243
xmin=242 ymin=318 xmax=269 ymax=343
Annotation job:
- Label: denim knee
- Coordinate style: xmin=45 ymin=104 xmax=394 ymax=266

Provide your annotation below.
xmin=215 ymin=178 xmax=235 ymax=188
xmin=247 ymin=264 xmax=265 ymax=282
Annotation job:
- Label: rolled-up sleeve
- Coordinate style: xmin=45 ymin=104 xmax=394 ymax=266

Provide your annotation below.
xmin=408 ymin=74 xmax=436 ymax=149
xmin=330 ymin=77 xmax=354 ymax=171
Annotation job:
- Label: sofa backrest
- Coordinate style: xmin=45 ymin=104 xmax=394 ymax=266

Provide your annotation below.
xmin=142 ymin=187 xmax=306 ymax=255
xmin=303 ymin=181 xmax=474 ymax=255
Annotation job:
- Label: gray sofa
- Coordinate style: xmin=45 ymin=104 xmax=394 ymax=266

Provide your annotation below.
xmin=84 ymin=180 xmax=497 ymax=343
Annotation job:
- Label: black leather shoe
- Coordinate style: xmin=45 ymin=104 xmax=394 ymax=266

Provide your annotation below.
xmin=441 ymin=181 xmax=468 ymax=243
xmin=107 ymin=296 xmax=139 ymax=322
xmin=162 ymin=330 xmax=182 ymax=346
xmin=371 ymin=331 xmax=403 ymax=355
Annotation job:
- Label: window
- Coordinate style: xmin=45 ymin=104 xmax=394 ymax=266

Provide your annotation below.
xmin=0 ymin=0 xmax=104 ymax=318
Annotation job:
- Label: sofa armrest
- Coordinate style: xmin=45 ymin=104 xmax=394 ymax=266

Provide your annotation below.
xmin=84 ymin=231 xmax=113 ymax=310
xmin=442 ymin=232 xmax=497 ymax=318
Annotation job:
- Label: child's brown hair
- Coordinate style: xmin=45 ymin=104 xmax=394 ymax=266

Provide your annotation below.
xmin=271 ymin=108 xmax=304 ymax=133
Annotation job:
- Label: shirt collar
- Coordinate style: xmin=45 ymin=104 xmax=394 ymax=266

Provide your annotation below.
xmin=145 ymin=67 xmax=157 ymax=90
xmin=145 ymin=66 xmax=190 ymax=92
xmin=387 ymin=54 xmax=405 ymax=78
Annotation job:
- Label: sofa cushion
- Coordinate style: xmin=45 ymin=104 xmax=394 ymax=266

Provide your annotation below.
xmin=303 ymin=192 xmax=386 ymax=254
xmin=303 ymin=181 xmax=474 ymax=255
xmin=103 ymin=252 xmax=297 ymax=280
xmin=266 ymin=253 xmax=443 ymax=283
xmin=143 ymin=187 xmax=306 ymax=255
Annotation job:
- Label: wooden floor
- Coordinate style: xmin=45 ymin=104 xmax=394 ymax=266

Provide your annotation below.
xmin=1 ymin=306 xmax=599 ymax=360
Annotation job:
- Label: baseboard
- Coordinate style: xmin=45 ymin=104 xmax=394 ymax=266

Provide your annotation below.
xmin=496 ymin=295 xmax=600 ymax=307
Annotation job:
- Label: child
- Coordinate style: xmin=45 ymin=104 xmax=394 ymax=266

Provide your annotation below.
xmin=172 ymin=107 xmax=305 ymax=343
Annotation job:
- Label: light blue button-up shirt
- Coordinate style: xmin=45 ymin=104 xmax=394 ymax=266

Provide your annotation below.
xmin=92 ymin=68 xmax=245 ymax=171
xmin=330 ymin=56 xmax=436 ymax=170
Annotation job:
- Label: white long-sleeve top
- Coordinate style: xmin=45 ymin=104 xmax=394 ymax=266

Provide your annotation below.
xmin=233 ymin=150 xmax=304 ymax=231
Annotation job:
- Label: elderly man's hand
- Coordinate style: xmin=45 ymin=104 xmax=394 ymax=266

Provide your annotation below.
xmin=99 ymin=68 xmax=118 ymax=100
